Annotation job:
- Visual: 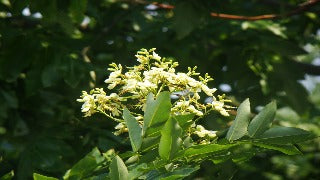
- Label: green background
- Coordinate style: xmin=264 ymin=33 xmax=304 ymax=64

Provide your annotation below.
xmin=0 ymin=0 xmax=319 ymax=179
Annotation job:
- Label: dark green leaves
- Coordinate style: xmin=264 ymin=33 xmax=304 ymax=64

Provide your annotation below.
xmin=173 ymin=3 xmax=201 ymax=39
xmin=1 ymin=171 xmax=14 ymax=180
xmin=63 ymin=148 xmax=105 ymax=180
xmin=146 ymin=166 xmax=200 ymax=180
xmin=227 ymin=98 xmax=251 ymax=141
xmin=109 ymin=155 xmax=129 ymax=180
xmin=159 ymin=117 xmax=182 ymax=160
xmin=143 ymin=92 xmax=171 ymax=137
xmin=253 ymin=127 xmax=315 ymax=144
xmin=123 ymin=108 xmax=142 ymax=152
xmin=176 ymin=144 xmax=236 ymax=159
xmin=248 ymin=101 xmax=277 ymax=137
xmin=253 ymin=143 xmax=301 ymax=155
xmin=69 ymin=0 xmax=88 ymax=23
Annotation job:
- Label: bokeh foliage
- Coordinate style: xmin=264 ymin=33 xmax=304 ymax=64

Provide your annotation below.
xmin=0 ymin=0 xmax=320 ymax=179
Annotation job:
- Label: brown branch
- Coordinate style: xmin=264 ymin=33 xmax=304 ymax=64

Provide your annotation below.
xmin=142 ymin=0 xmax=320 ymax=21
xmin=210 ymin=0 xmax=320 ymax=20
xmin=151 ymin=2 xmax=174 ymax=9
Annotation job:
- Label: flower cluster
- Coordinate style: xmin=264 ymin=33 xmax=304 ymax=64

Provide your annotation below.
xmin=77 ymin=48 xmax=231 ymax=135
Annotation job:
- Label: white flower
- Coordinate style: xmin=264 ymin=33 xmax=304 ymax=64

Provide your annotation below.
xmin=77 ymin=92 xmax=96 ymax=117
xmin=78 ymin=48 xmax=231 ymax=132
xmin=201 ymin=84 xmax=217 ymax=96
xmin=187 ymin=105 xmax=203 ymax=116
xmin=194 ymin=125 xmax=217 ymax=139
xmin=152 ymin=51 xmax=161 ymax=61
xmin=212 ymin=101 xmax=229 ymax=116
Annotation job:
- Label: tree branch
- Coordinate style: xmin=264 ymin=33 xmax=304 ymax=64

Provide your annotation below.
xmin=141 ymin=0 xmax=320 ymax=21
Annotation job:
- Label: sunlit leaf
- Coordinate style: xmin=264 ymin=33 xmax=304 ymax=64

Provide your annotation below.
xmin=109 ymin=155 xmax=128 ymax=180
xmin=253 ymin=127 xmax=315 ymax=144
xmin=123 ymin=108 xmax=142 ymax=152
xmin=33 ymin=173 xmax=58 ymax=180
xmin=253 ymin=142 xmax=301 ymax=155
xmin=248 ymin=101 xmax=276 ymax=137
xmin=227 ymin=98 xmax=251 ymax=141
xmin=143 ymin=92 xmax=171 ymax=137
xmin=159 ymin=117 xmax=182 ymax=160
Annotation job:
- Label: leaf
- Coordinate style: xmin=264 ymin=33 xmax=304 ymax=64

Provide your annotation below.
xmin=140 ymin=136 xmax=161 ymax=152
xmin=63 ymin=57 xmax=84 ymax=88
xmin=253 ymin=142 xmax=301 ymax=155
xmin=231 ymin=151 xmax=256 ymax=163
xmin=128 ymin=163 xmax=148 ymax=180
xmin=143 ymin=92 xmax=171 ymax=137
xmin=173 ymin=113 xmax=195 ymax=130
xmin=0 ymin=170 xmax=14 ymax=180
xmin=159 ymin=166 xmax=200 ymax=180
xmin=41 ymin=65 xmax=60 ymax=87
xmin=175 ymin=144 xmax=236 ymax=159
xmin=260 ymin=35 xmax=307 ymax=56
xmin=253 ymin=126 xmax=315 ymax=144
xmin=139 ymin=149 xmax=159 ymax=164
xmin=83 ymin=173 xmax=109 ymax=180
xmin=123 ymin=108 xmax=142 ymax=152
xmin=0 ymin=90 xmax=18 ymax=108
xmin=145 ymin=166 xmax=200 ymax=180
xmin=69 ymin=0 xmax=88 ymax=23
xmin=109 ymin=155 xmax=129 ymax=180
xmin=33 ymin=173 xmax=58 ymax=180
xmin=63 ymin=147 xmax=105 ymax=180
xmin=226 ymin=98 xmax=251 ymax=141
xmin=248 ymin=101 xmax=277 ymax=137
xmin=211 ymin=154 xmax=231 ymax=164
xmin=159 ymin=116 xmax=182 ymax=161
xmin=173 ymin=3 xmax=201 ymax=39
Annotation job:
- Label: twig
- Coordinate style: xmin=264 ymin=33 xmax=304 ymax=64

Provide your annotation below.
xmin=140 ymin=0 xmax=320 ymax=21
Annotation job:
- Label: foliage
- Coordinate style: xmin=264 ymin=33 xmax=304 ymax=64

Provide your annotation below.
xmin=36 ymin=50 xmax=315 ymax=179
xmin=1 ymin=0 xmax=320 ymax=179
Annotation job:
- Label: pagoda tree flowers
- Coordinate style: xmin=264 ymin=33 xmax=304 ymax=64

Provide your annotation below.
xmin=66 ymin=49 xmax=315 ymax=180
xmin=77 ymin=48 xmax=231 ymax=137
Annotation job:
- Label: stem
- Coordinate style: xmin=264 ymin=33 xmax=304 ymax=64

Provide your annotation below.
xmin=194 ymin=108 xmax=213 ymax=123
xmin=98 ymin=110 xmax=123 ymax=123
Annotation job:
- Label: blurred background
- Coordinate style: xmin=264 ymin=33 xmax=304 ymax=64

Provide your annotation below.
xmin=0 ymin=0 xmax=320 ymax=179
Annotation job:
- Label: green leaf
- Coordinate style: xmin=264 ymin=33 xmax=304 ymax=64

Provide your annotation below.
xmin=253 ymin=142 xmax=301 ymax=155
xmin=139 ymin=149 xmax=159 ymax=164
xmin=145 ymin=166 xmax=199 ymax=180
xmin=176 ymin=144 xmax=236 ymax=159
xmin=159 ymin=166 xmax=200 ymax=180
xmin=226 ymin=98 xmax=251 ymax=141
xmin=109 ymin=155 xmax=129 ymax=180
xmin=128 ymin=163 xmax=148 ymax=180
xmin=83 ymin=173 xmax=109 ymax=180
xmin=69 ymin=0 xmax=88 ymax=23
xmin=248 ymin=101 xmax=277 ymax=137
xmin=159 ymin=116 xmax=182 ymax=160
xmin=63 ymin=147 xmax=105 ymax=180
xmin=173 ymin=3 xmax=201 ymax=39
xmin=211 ymin=154 xmax=231 ymax=164
xmin=33 ymin=173 xmax=58 ymax=180
xmin=123 ymin=108 xmax=142 ymax=152
xmin=232 ymin=151 xmax=256 ymax=163
xmin=254 ymin=127 xmax=315 ymax=144
xmin=140 ymin=136 xmax=160 ymax=152
xmin=173 ymin=113 xmax=195 ymax=130
xmin=143 ymin=92 xmax=171 ymax=137
xmin=1 ymin=170 xmax=14 ymax=180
